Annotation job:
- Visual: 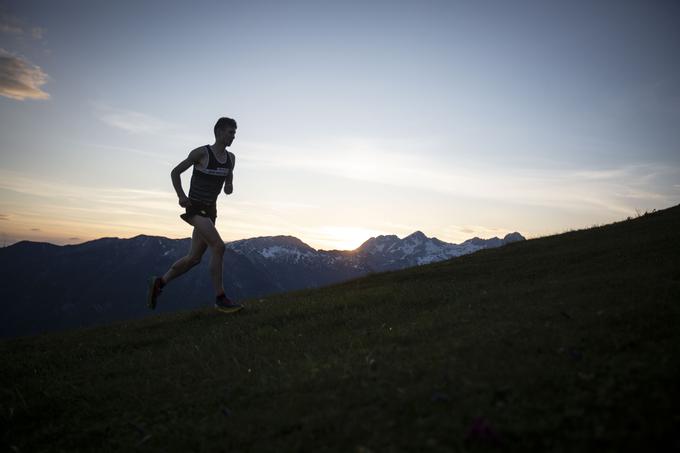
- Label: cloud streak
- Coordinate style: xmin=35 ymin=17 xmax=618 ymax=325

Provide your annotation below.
xmin=0 ymin=48 xmax=50 ymax=100
xmin=81 ymin=142 xmax=173 ymax=162
xmin=0 ymin=169 xmax=278 ymax=245
xmin=30 ymin=26 xmax=45 ymax=40
xmin=91 ymin=103 xmax=206 ymax=147
xmin=0 ymin=169 xmax=185 ymax=230
xmin=94 ymin=103 xmax=175 ymax=134
xmin=239 ymin=139 xmax=680 ymax=217
xmin=0 ymin=8 xmax=46 ymax=40
xmin=0 ymin=22 xmax=22 ymax=35
xmin=0 ymin=170 xmax=178 ymax=211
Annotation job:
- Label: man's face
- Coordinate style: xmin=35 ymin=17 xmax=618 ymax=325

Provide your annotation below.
xmin=220 ymin=127 xmax=236 ymax=145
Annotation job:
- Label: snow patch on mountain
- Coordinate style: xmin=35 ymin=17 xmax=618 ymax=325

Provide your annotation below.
xmin=260 ymin=245 xmax=315 ymax=260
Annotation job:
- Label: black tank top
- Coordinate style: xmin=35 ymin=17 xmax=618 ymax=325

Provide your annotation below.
xmin=188 ymin=145 xmax=233 ymax=205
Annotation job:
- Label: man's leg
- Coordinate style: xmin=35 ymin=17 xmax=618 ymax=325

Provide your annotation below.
xmin=190 ymin=215 xmax=226 ymax=296
xmin=162 ymin=226 xmax=208 ymax=285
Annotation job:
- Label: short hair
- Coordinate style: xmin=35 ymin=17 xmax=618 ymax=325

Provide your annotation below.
xmin=214 ymin=117 xmax=237 ymax=136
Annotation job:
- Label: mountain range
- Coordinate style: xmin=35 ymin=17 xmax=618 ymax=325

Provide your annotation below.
xmin=0 ymin=230 xmax=524 ymax=338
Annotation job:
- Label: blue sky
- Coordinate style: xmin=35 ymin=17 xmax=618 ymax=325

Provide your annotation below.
xmin=1 ymin=0 xmax=679 ymax=249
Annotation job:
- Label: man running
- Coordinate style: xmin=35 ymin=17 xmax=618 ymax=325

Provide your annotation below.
xmin=146 ymin=117 xmax=243 ymax=313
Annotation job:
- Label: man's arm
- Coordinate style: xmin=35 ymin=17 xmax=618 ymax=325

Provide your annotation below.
xmin=224 ymin=152 xmax=235 ymax=195
xmin=171 ymin=147 xmax=204 ymax=206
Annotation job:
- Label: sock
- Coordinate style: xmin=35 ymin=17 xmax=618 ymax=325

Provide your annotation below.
xmin=216 ymin=292 xmax=226 ymax=300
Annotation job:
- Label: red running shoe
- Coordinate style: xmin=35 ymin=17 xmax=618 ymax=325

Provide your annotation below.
xmin=215 ymin=294 xmax=243 ymax=313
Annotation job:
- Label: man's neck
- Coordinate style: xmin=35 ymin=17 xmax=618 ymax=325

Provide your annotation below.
xmin=211 ymin=141 xmax=228 ymax=153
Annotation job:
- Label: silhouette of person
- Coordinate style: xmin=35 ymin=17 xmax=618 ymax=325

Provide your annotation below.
xmin=147 ymin=117 xmax=242 ymax=313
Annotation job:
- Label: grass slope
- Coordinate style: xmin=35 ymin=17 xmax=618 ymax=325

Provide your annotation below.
xmin=2 ymin=206 xmax=679 ymax=452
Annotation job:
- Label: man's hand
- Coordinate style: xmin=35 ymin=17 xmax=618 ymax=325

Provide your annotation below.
xmin=178 ymin=195 xmax=192 ymax=207
xmin=224 ymin=184 xmax=233 ymax=195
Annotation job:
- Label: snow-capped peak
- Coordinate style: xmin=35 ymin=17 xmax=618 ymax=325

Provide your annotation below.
xmin=224 ymin=230 xmax=526 ymax=269
xmin=226 ymin=235 xmax=317 ymax=263
xmin=403 ymin=231 xmax=428 ymax=243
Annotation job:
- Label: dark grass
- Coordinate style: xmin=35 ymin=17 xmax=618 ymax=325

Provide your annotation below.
xmin=2 ymin=206 xmax=680 ymax=452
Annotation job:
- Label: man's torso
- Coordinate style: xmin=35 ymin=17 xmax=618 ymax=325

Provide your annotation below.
xmin=188 ymin=145 xmax=234 ymax=204
xmin=195 ymin=145 xmax=234 ymax=172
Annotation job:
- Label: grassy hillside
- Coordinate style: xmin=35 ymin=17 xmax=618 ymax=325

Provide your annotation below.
xmin=2 ymin=206 xmax=679 ymax=452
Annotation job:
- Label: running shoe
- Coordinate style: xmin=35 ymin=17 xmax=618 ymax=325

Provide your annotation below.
xmin=147 ymin=276 xmax=164 ymax=310
xmin=215 ymin=294 xmax=243 ymax=313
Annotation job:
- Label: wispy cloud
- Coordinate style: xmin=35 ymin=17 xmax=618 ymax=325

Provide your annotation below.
xmin=30 ymin=26 xmax=45 ymax=40
xmin=93 ymin=103 xmax=175 ymax=134
xmin=233 ymin=200 xmax=319 ymax=212
xmin=81 ymin=142 xmax=173 ymax=162
xmin=571 ymin=168 xmax=630 ymax=180
xmin=239 ymin=139 xmax=680 ymax=217
xmin=441 ymin=224 xmax=512 ymax=242
xmin=0 ymin=48 xmax=49 ymax=100
xmin=0 ymin=169 xmax=279 ymax=245
xmin=0 ymin=170 xmax=174 ymax=207
xmin=0 ymin=169 xmax=181 ymax=234
xmin=91 ymin=103 xmax=206 ymax=147
xmin=0 ymin=22 xmax=22 ymax=35
xmin=0 ymin=8 xmax=46 ymax=40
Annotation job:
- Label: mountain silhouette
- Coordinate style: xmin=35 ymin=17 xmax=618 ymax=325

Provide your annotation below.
xmin=0 ymin=231 xmax=524 ymax=338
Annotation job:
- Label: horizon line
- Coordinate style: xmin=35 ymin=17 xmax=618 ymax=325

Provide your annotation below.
xmin=1 ymin=228 xmax=526 ymax=252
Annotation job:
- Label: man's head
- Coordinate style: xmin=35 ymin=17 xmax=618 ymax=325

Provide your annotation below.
xmin=214 ymin=117 xmax=237 ymax=146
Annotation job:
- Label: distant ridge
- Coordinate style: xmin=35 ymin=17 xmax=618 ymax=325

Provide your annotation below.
xmin=0 ymin=229 xmax=524 ymax=338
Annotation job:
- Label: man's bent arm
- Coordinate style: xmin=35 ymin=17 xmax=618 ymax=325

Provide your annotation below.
xmin=171 ymin=148 xmax=203 ymax=199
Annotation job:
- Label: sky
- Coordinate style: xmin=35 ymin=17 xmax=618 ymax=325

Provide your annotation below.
xmin=1 ymin=0 xmax=679 ymax=250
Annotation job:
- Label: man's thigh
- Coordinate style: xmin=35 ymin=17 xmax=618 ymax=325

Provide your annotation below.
xmin=191 ymin=215 xmax=223 ymax=247
xmin=187 ymin=227 xmax=208 ymax=258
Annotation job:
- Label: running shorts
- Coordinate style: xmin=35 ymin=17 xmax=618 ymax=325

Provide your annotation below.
xmin=180 ymin=199 xmax=217 ymax=225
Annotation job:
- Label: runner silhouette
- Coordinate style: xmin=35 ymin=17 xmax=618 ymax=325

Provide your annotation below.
xmin=147 ymin=117 xmax=243 ymax=313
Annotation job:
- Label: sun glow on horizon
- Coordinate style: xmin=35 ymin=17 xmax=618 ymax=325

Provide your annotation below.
xmin=300 ymin=226 xmax=387 ymax=251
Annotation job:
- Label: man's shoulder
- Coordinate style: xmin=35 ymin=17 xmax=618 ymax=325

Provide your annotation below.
xmin=191 ymin=144 xmax=210 ymax=153
xmin=188 ymin=145 xmax=209 ymax=160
